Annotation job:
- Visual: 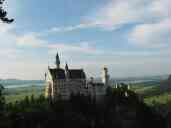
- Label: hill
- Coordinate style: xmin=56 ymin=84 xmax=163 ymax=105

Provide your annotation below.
xmin=0 ymin=79 xmax=44 ymax=87
xmin=132 ymin=75 xmax=171 ymax=109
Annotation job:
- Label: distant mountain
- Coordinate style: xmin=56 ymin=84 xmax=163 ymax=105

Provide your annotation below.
xmin=89 ymin=75 xmax=168 ymax=87
xmin=109 ymin=74 xmax=169 ymax=84
xmin=0 ymin=79 xmax=45 ymax=86
xmin=0 ymin=74 xmax=169 ymax=87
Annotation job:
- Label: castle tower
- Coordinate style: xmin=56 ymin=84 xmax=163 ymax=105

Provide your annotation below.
xmin=56 ymin=52 xmax=60 ymax=69
xmin=102 ymin=67 xmax=110 ymax=86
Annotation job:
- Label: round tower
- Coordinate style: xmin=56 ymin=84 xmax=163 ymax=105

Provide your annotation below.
xmin=102 ymin=67 xmax=110 ymax=86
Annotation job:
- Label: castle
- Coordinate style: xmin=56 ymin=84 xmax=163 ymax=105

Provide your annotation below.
xmin=45 ymin=53 xmax=110 ymax=101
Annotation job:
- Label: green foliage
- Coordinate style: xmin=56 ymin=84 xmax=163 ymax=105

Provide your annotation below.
xmin=0 ymin=84 xmax=5 ymax=111
xmin=132 ymin=79 xmax=171 ymax=115
xmin=0 ymin=86 xmax=166 ymax=128
xmin=4 ymin=86 xmax=44 ymax=103
xmin=0 ymin=0 xmax=14 ymax=23
xmin=144 ymin=92 xmax=171 ymax=105
xmin=5 ymin=94 xmax=49 ymax=113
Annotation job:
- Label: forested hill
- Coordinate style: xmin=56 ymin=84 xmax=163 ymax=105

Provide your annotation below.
xmin=0 ymin=86 xmax=166 ymax=128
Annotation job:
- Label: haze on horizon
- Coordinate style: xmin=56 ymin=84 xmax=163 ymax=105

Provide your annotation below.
xmin=0 ymin=0 xmax=170 ymax=80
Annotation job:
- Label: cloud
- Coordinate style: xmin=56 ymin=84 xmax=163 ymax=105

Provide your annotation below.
xmin=60 ymin=51 xmax=171 ymax=78
xmin=13 ymin=30 xmax=171 ymax=57
xmin=0 ymin=22 xmax=16 ymax=47
xmin=0 ymin=22 xmax=14 ymax=33
xmin=49 ymin=22 xmax=99 ymax=33
xmin=47 ymin=42 xmax=102 ymax=55
xmin=0 ymin=48 xmax=22 ymax=59
xmin=7 ymin=26 xmax=97 ymax=55
xmin=85 ymin=0 xmax=170 ymax=30
xmin=0 ymin=0 xmax=170 ymax=79
xmin=48 ymin=0 xmax=170 ymax=33
xmin=77 ymin=0 xmax=170 ymax=49
xmin=129 ymin=19 xmax=171 ymax=48
xmin=16 ymin=33 xmax=47 ymax=48
xmin=15 ymin=32 xmax=102 ymax=55
xmin=0 ymin=59 xmax=47 ymax=80
xmin=0 ymin=24 xmax=48 ymax=80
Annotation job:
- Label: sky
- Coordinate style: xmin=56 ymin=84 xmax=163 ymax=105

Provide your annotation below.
xmin=0 ymin=0 xmax=170 ymax=80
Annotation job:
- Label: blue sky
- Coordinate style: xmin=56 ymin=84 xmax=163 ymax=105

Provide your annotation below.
xmin=0 ymin=0 xmax=170 ymax=80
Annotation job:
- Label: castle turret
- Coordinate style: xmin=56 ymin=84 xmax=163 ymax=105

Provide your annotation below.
xmin=65 ymin=62 xmax=70 ymax=80
xmin=102 ymin=67 xmax=110 ymax=86
xmin=45 ymin=72 xmax=47 ymax=81
xmin=56 ymin=52 xmax=60 ymax=69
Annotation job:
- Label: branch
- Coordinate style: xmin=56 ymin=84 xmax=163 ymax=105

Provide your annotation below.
xmin=0 ymin=0 xmax=14 ymax=23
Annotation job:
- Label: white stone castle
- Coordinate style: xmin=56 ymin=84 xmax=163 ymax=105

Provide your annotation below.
xmin=45 ymin=53 xmax=110 ymax=101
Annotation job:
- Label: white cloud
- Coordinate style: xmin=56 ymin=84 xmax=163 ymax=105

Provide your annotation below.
xmin=0 ymin=22 xmax=16 ymax=47
xmin=49 ymin=22 xmax=99 ymax=33
xmin=58 ymin=52 xmax=171 ymax=78
xmin=48 ymin=0 xmax=170 ymax=35
xmin=0 ymin=0 xmax=171 ymax=79
xmin=0 ymin=48 xmax=22 ymax=59
xmin=0 ymin=24 xmax=48 ymax=80
xmin=0 ymin=22 xmax=14 ymax=33
xmin=86 ymin=0 xmax=170 ymax=30
xmin=130 ymin=19 xmax=171 ymax=48
xmin=48 ymin=42 xmax=101 ymax=55
xmin=16 ymin=33 xmax=47 ymax=48
xmin=0 ymin=59 xmax=47 ymax=80
xmin=15 ymin=32 xmax=102 ymax=55
xmin=1 ymin=25 xmax=171 ymax=79
xmin=78 ymin=0 xmax=171 ymax=49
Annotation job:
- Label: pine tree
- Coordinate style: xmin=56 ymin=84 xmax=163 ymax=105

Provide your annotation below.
xmin=0 ymin=0 xmax=14 ymax=23
xmin=0 ymin=84 xmax=5 ymax=111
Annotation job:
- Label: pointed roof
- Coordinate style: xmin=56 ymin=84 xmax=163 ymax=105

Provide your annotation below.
xmin=56 ymin=52 xmax=60 ymax=65
xmin=65 ymin=62 xmax=69 ymax=71
xmin=68 ymin=69 xmax=86 ymax=79
xmin=56 ymin=52 xmax=59 ymax=58
xmin=49 ymin=68 xmax=66 ymax=79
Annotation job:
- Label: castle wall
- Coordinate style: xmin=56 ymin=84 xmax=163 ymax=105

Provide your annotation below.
xmin=50 ymin=79 xmax=86 ymax=100
xmin=94 ymin=86 xmax=106 ymax=102
xmin=68 ymin=79 xmax=86 ymax=95
xmin=45 ymin=81 xmax=53 ymax=98
xmin=45 ymin=69 xmax=109 ymax=101
xmin=45 ymin=53 xmax=112 ymax=102
xmin=87 ymin=84 xmax=107 ymax=101
xmin=53 ymin=79 xmax=69 ymax=100
xmin=45 ymin=71 xmax=53 ymax=98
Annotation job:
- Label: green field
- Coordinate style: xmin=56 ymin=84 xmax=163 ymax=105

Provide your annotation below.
xmin=3 ymin=80 xmax=171 ymax=107
xmin=4 ymin=86 xmax=45 ymax=103
xmin=131 ymin=81 xmax=171 ymax=106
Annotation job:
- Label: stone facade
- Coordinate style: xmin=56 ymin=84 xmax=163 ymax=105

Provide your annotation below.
xmin=45 ymin=53 xmax=110 ymax=101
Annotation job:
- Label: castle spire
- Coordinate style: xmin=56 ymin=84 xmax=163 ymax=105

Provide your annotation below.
xmin=56 ymin=52 xmax=60 ymax=69
xmin=65 ymin=62 xmax=69 ymax=71
xmin=65 ymin=62 xmax=70 ymax=80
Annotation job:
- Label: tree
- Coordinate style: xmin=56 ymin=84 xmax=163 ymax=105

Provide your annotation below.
xmin=0 ymin=0 xmax=14 ymax=23
xmin=0 ymin=84 xmax=5 ymax=111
